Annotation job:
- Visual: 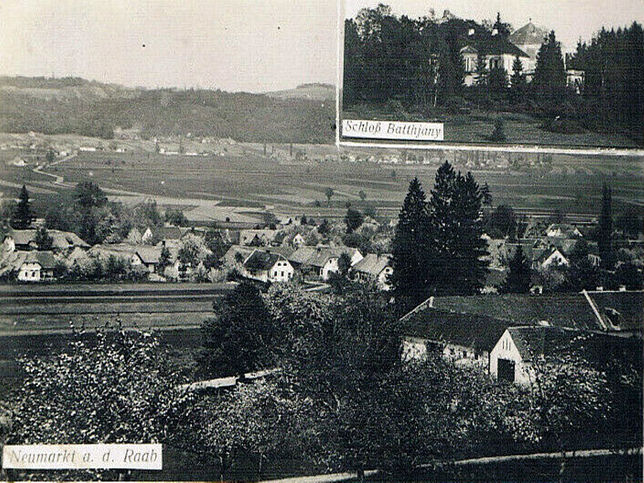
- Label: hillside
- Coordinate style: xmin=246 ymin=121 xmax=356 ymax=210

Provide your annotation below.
xmin=266 ymin=83 xmax=335 ymax=102
xmin=0 ymin=77 xmax=335 ymax=143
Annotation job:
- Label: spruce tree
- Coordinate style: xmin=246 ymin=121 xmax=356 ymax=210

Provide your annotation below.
xmin=510 ymin=55 xmax=526 ymax=98
xmin=501 ymin=245 xmax=532 ymax=293
xmin=598 ymin=183 xmax=614 ymax=269
xmin=533 ymin=31 xmax=566 ymax=97
xmin=12 ymin=185 xmax=34 ymax=229
xmin=427 ymin=162 xmax=488 ymax=295
xmin=451 ymin=171 xmax=489 ymax=295
xmin=390 ymin=177 xmax=430 ymax=304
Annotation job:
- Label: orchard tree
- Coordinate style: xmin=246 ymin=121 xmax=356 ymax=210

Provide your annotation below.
xmin=7 ymin=326 xmax=192 ymax=481
xmin=501 ymin=245 xmax=532 ymax=293
xmin=345 ymin=208 xmax=364 ymax=233
xmin=325 ymin=187 xmax=335 ymax=207
xmin=11 ymin=185 xmax=34 ymax=229
xmin=198 ymin=282 xmax=275 ymax=378
xmin=74 ymin=181 xmax=107 ymax=211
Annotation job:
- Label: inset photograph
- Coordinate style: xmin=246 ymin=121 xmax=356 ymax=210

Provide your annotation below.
xmin=340 ymin=1 xmax=644 ymax=148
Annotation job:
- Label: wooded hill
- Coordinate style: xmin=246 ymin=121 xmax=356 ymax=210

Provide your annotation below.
xmin=0 ymin=77 xmax=335 ymax=143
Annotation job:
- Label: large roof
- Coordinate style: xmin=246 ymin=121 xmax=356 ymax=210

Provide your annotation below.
xmin=404 ymin=308 xmax=510 ymax=353
xmin=428 ymin=291 xmax=644 ymax=334
xmin=289 ymin=246 xmax=360 ymax=268
xmin=4 ymin=229 xmax=89 ymax=250
xmin=461 ymin=35 xmax=529 ymax=58
xmin=24 ymin=251 xmax=57 ymax=269
xmin=509 ymin=22 xmax=549 ymax=46
xmin=243 ymin=250 xmax=286 ymax=271
xmin=508 ymin=326 xmax=642 ymax=368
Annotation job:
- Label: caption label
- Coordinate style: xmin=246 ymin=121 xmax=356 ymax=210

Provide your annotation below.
xmin=2 ymin=443 xmax=162 ymax=470
xmin=342 ymin=120 xmax=444 ymax=141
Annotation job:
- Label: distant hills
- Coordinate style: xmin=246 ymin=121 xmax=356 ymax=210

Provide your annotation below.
xmin=0 ymin=76 xmax=335 ymax=143
xmin=266 ymin=83 xmax=335 ymax=102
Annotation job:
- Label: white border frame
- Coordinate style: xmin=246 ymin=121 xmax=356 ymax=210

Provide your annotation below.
xmin=335 ymin=0 xmax=644 ymax=157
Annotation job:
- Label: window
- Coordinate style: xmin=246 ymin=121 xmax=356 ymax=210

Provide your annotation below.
xmin=281 ymin=271 xmax=284 ymax=277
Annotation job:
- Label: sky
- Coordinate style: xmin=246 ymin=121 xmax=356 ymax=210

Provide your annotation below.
xmin=345 ymin=0 xmax=644 ymax=52
xmin=0 ymin=0 xmax=339 ymax=92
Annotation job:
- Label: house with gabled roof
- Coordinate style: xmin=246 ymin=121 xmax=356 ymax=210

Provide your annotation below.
xmin=288 ymin=246 xmax=363 ymax=281
xmin=17 ymin=251 xmax=57 ymax=282
xmin=461 ymin=32 xmax=530 ymax=86
xmin=490 ymin=325 xmax=642 ymax=384
xmin=351 ymin=253 xmax=393 ymax=290
xmin=2 ymin=229 xmax=89 ymax=253
xmin=131 ymin=246 xmax=163 ymax=273
xmin=141 ymin=226 xmax=182 ymax=244
xmin=402 ymin=306 xmax=510 ymax=369
xmin=242 ymin=249 xmax=294 ymax=283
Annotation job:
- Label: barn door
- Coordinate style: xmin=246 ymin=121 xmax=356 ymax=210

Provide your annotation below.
xmin=497 ymin=358 xmax=515 ymax=383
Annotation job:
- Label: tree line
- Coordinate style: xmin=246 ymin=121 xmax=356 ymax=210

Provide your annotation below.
xmin=344 ymin=5 xmax=643 ymax=144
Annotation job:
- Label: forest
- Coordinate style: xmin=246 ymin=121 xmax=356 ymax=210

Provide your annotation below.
xmin=343 ymin=5 xmax=644 ymax=145
xmin=0 ymin=77 xmax=335 ymax=144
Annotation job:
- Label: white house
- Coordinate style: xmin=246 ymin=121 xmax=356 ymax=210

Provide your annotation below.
xmin=288 ymin=246 xmax=363 ymax=281
xmin=545 ymin=223 xmax=583 ymax=239
xmin=461 ymin=33 xmax=530 ymax=86
xmin=17 ymin=251 xmax=57 ymax=282
xmin=242 ymin=249 xmax=294 ymax=283
xmin=538 ymin=247 xmax=569 ymax=269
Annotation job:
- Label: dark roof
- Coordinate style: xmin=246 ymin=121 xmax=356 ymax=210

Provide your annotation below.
xmin=24 ymin=251 xmax=57 ymax=269
xmin=243 ymin=250 xmax=285 ymax=271
xmin=430 ymin=293 xmax=604 ymax=331
xmin=404 ymin=308 xmax=510 ymax=353
xmin=462 ymin=35 xmax=529 ymax=58
xmin=508 ymin=326 xmax=642 ymax=368
xmin=352 ymin=254 xmax=391 ymax=276
xmin=151 ymin=226 xmax=182 ymax=240
xmin=590 ymin=291 xmax=644 ymax=332
xmin=509 ymin=22 xmax=549 ymax=46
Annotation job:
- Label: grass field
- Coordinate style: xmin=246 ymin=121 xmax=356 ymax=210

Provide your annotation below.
xmin=2 ymin=147 xmax=642 ymax=223
xmin=343 ymin=106 xmax=641 ymax=148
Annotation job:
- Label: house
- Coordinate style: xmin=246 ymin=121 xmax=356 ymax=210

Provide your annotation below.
xmin=351 ymin=253 xmax=393 ymax=290
xmin=2 ymin=229 xmax=89 ymax=253
xmin=239 ymin=229 xmax=277 ymax=246
xmin=402 ymin=307 xmax=510 ymax=369
xmin=131 ymin=246 xmax=163 ymax=273
xmin=242 ymin=250 xmax=294 ymax=283
xmin=288 ymin=246 xmax=363 ymax=281
xmin=508 ymin=21 xmax=549 ymax=74
xmin=222 ymin=245 xmax=256 ymax=266
xmin=141 ymin=226 xmax=182 ymax=244
xmin=17 ymin=251 xmax=57 ymax=282
xmin=490 ymin=325 xmax=642 ymax=384
xmin=424 ymin=290 xmax=644 ymax=335
xmin=88 ymin=243 xmax=139 ymax=262
xmin=537 ymin=246 xmax=569 ymax=269
xmin=461 ymin=33 xmax=530 ymax=86
xmin=545 ymin=223 xmax=583 ymax=239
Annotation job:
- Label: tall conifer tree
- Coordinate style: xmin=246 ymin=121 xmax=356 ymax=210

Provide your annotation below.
xmin=390 ymin=177 xmax=430 ymax=304
xmin=12 ymin=185 xmax=34 ymax=229
xmin=501 ymin=245 xmax=532 ymax=293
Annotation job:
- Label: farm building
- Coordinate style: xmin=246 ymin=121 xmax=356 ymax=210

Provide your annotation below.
xmin=288 ymin=246 xmax=363 ymax=281
xmin=16 ymin=251 xmax=57 ymax=282
xmin=141 ymin=226 xmax=182 ymax=244
xmin=131 ymin=246 xmax=163 ymax=273
xmin=490 ymin=326 xmax=642 ymax=384
xmin=402 ymin=307 xmax=509 ymax=369
xmin=2 ymin=229 xmax=89 ymax=253
xmin=242 ymin=250 xmax=294 ymax=283
xmin=350 ymin=253 xmax=393 ymax=290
